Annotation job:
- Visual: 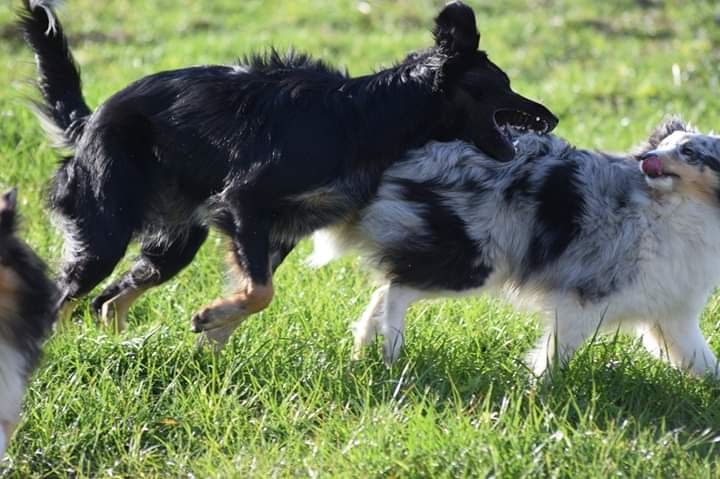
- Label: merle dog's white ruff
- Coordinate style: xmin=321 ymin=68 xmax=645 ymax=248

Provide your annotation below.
xmin=310 ymin=120 xmax=720 ymax=378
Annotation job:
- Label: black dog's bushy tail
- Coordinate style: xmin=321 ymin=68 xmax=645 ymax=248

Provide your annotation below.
xmin=19 ymin=0 xmax=91 ymax=150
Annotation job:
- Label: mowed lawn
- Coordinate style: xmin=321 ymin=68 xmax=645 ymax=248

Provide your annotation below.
xmin=2 ymin=0 xmax=720 ymax=476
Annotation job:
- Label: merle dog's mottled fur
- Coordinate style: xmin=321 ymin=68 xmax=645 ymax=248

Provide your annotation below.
xmin=0 ymin=189 xmax=57 ymax=456
xmin=311 ymin=120 xmax=720 ymax=379
xmin=19 ymin=0 xmax=557 ymax=343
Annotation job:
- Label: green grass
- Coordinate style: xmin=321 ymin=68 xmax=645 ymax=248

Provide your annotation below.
xmin=2 ymin=0 xmax=720 ymax=476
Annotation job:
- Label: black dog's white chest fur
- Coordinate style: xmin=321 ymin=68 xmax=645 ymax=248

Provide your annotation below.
xmin=312 ymin=127 xmax=720 ymax=379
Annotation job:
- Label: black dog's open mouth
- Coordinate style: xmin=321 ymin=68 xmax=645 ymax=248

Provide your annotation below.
xmin=494 ymin=109 xmax=552 ymax=134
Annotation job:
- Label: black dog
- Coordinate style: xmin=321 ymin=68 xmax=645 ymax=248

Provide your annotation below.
xmin=0 ymin=189 xmax=57 ymax=456
xmin=20 ymin=0 xmax=557 ymax=344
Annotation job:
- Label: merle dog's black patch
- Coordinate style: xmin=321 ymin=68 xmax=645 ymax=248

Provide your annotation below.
xmin=526 ymin=163 xmax=585 ymax=272
xmin=379 ymin=178 xmax=492 ymax=291
xmin=19 ymin=1 xmax=556 ymax=329
xmin=503 ymin=170 xmax=533 ymax=202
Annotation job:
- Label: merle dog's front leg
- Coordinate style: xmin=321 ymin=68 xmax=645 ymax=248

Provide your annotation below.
xmin=191 ymin=207 xmax=274 ymax=347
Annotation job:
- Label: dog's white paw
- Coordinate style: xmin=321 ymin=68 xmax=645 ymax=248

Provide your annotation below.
xmin=525 ymin=349 xmax=551 ymax=379
xmin=351 ymin=317 xmax=378 ymax=361
xmin=100 ymin=299 xmax=127 ymax=333
xmin=382 ymin=330 xmax=404 ymax=367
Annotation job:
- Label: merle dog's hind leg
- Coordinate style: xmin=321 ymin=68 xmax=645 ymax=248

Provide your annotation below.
xmin=352 ymin=284 xmax=389 ymax=360
xmin=91 ymin=224 xmax=209 ymax=332
xmin=192 ymin=204 xmax=274 ymax=348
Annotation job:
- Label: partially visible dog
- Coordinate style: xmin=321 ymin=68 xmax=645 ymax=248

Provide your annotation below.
xmin=0 ymin=189 xmax=57 ymax=456
xmin=310 ymin=119 xmax=720 ymax=379
xmin=19 ymin=0 xmax=557 ymax=345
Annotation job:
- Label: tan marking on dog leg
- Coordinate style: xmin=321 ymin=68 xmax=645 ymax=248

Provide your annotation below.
xmin=215 ymin=281 xmax=274 ymax=315
xmin=100 ymin=286 xmax=150 ymax=333
xmin=191 ymin=237 xmax=274 ymax=342
xmin=191 ymin=280 xmax=274 ymax=333
xmin=54 ymin=300 xmax=77 ymax=332
xmin=0 ymin=342 xmax=22 ymax=457
xmin=0 ymin=266 xmax=23 ymax=317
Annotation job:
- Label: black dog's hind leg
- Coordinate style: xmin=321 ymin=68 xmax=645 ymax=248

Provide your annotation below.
xmin=56 ymin=221 xmax=134 ymax=327
xmin=270 ymin=238 xmax=298 ymax=273
xmin=191 ymin=204 xmax=274 ymax=347
xmin=90 ymin=224 xmax=209 ymax=332
xmin=55 ymin=114 xmax=153 ymax=323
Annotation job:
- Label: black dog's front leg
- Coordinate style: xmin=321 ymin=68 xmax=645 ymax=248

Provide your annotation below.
xmin=191 ymin=206 xmax=274 ymax=347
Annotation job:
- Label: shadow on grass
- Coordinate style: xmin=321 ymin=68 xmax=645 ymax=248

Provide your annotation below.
xmin=187 ymin=325 xmax=720 ymax=427
xmin=17 ymin=324 xmax=718 ymax=477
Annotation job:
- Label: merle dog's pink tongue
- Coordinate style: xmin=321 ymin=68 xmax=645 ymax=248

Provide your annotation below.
xmin=642 ymin=156 xmax=663 ymax=178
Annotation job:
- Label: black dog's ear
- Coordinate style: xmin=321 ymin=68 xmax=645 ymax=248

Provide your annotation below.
xmin=647 ymin=117 xmax=688 ymax=149
xmin=433 ymin=1 xmax=480 ymax=56
xmin=0 ymin=188 xmax=17 ymax=235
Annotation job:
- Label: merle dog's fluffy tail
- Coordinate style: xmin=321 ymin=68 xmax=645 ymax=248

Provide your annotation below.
xmin=19 ymin=0 xmax=90 ymax=150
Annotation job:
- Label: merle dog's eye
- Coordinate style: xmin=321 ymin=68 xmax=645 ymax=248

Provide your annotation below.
xmin=680 ymin=144 xmax=695 ymax=158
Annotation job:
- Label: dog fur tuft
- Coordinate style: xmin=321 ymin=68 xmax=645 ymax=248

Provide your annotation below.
xmin=19 ymin=0 xmax=89 ymax=151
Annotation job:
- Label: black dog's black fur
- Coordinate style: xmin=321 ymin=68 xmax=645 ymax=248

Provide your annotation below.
xmin=19 ymin=0 xmax=557 ymax=339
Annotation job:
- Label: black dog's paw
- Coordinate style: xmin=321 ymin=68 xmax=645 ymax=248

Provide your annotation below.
xmin=190 ymin=310 xmax=210 ymax=333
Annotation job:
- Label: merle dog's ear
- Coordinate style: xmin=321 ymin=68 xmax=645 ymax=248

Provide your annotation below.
xmin=0 ymin=188 xmax=17 ymax=235
xmin=646 ymin=117 xmax=688 ymax=149
xmin=433 ymin=1 xmax=480 ymax=56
